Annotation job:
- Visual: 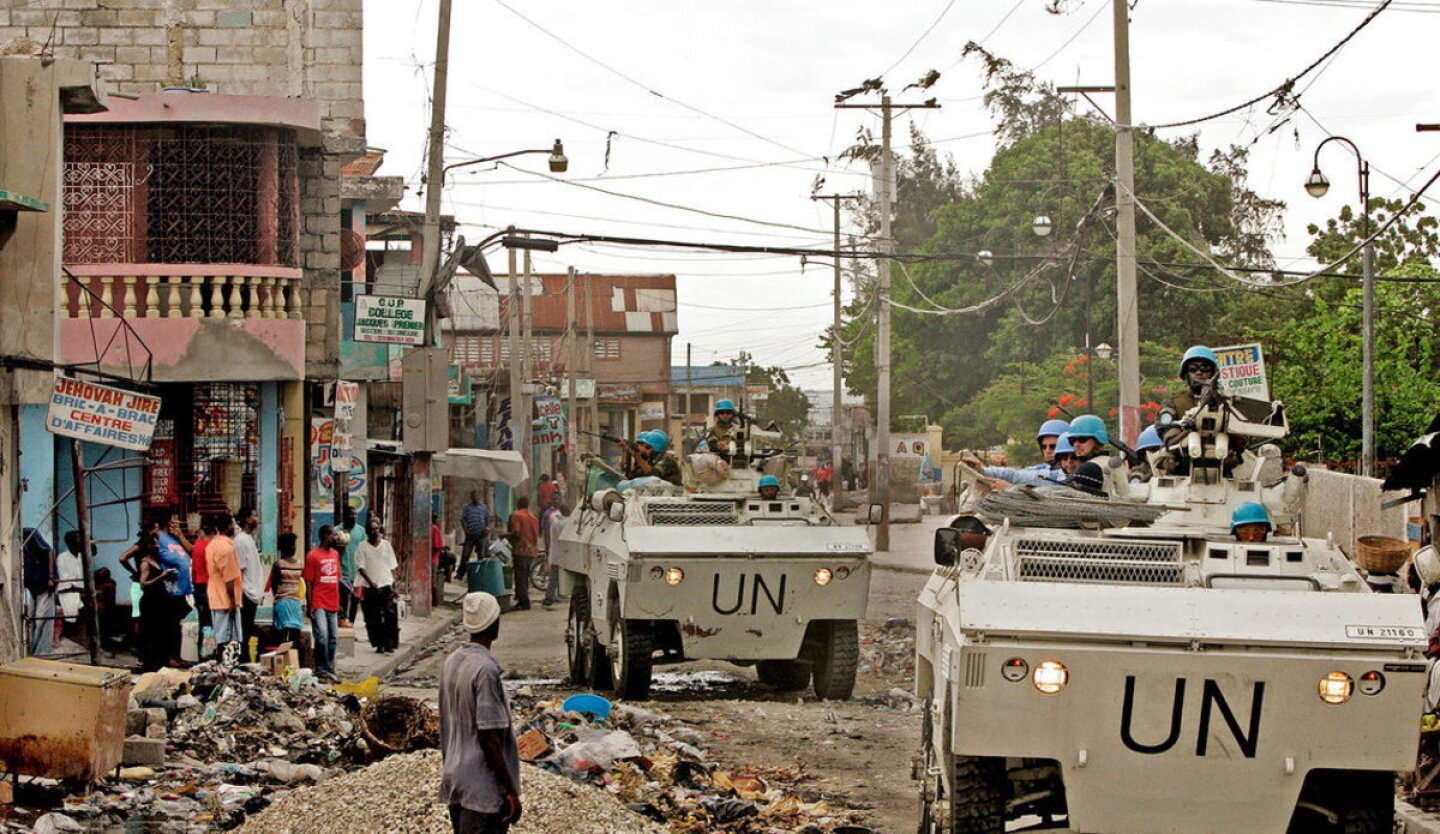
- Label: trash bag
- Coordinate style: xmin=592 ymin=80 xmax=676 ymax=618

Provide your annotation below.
xmin=687 ymin=453 xmax=731 ymax=486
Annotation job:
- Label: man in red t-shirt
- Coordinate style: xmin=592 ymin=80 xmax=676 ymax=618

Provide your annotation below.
xmin=508 ymin=497 xmax=541 ymax=610
xmin=536 ymin=474 xmax=556 ymax=514
xmin=303 ymin=525 xmax=342 ymax=681
xmin=190 ymin=516 xmax=214 ymax=659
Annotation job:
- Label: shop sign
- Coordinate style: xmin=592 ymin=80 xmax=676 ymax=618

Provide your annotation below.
xmin=448 ymin=366 xmax=473 ymax=404
xmin=310 ymin=418 xmax=368 ymax=515
xmin=147 ymin=419 xmax=178 ymax=506
xmin=599 ymin=384 xmax=639 ymax=403
xmin=892 ymin=433 xmax=928 ymax=456
xmin=532 ymin=396 xmax=565 ymax=447
xmin=639 ymin=401 xmax=666 ymax=421
xmin=1213 ymin=343 xmax=1269 ymax=400
xmin=746 ymin=383 xmax=770 ymax=402
xmin=47 ymin=376 xmax=161 ymax=452
xmin=354 ymin=295 xmax=426 ymax=345
xmin=331 ymin=381 xmax=359 ymax=473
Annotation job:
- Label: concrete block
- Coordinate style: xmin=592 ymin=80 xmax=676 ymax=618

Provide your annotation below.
xmin=144 ymin=722 xmax=167 ymax=739
xmin=115 ymin=45 xmax=151 ymax=64
xmin=181 ymin=45 xmax=216 ymax=63
xmin=122 ymin=736 xmax=165 ymax=767
xmin=98 ymin=26 xmax=136 ymax=45
xmin=118 ymin=9 xmax=161 ymax=27
xmin=125 ymin=709 xmax=148 ymax=737
xmin=214 ymin=46 xmax=255 ymax=64
xmin=143 ymin=707 xmax=167 ymax=729
xmin=216 ymin=10 xmax=253 ymax=28
xmin=59 ymin=26 xmax=98 ymax=45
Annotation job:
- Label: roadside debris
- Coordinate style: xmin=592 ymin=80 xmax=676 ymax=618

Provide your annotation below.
xmin=0 ymin=662 xmax=437 ymax=833
xmin=240 ymin=749 xmax=666 ymax=834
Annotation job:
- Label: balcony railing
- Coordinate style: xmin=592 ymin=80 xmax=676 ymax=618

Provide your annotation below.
xmin=64 ymin=265 xmax=304 ymax=320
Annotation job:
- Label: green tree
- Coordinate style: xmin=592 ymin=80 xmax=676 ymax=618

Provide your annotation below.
xmin=723 ymin=353 xmax=813 ymax=445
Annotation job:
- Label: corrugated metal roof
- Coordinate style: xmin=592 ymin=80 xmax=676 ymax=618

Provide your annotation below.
xmin=670 ymin=365 xmax=744 ymax=386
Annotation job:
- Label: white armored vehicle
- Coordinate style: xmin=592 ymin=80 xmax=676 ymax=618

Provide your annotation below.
xmin=916 ymin=398 xmax=1425 ymax=833
xmin=554 ymin=430 xmax=872 ymax=700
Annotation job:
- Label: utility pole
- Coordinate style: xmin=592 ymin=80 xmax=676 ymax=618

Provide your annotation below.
xmin=835 ymin=93 xmax=938 ymax=552
xmin=410 ymin=0 xmax=451 ymax=616
xmin=812 ymin=193 xmax=862 ymax=511
xmin=507 ymin=240 xmax=521 ymax=512
xmin=1112 ymin=0 xmax=1141 ymax=447
xmin=519 ymin=246 xmax=534 ymax=504
xmin=685 ymin=343 xmax=693 ymax=452
xmin=566 ymin=266 xmax=578 ymax=506
xmin=585 ymin=273 xmax=599 ymax=453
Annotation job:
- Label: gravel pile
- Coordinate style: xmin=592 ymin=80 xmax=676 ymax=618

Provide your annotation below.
xmin=238 ymin=750 xmax=667 ymax=834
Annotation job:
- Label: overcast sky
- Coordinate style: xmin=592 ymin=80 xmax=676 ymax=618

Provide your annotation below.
xmin=363 ymin=0 xmax=1440 ymax=393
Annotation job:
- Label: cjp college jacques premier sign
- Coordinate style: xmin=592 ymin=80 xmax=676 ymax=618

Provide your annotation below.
xmin=354 ymin=295 xmax=426 ymax=346
xmin=47 ymin=376 xmax=161 ymax=452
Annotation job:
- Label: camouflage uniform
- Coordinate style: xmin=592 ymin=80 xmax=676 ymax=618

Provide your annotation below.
xmin=625 ymin=451 xmax=682 ymax=486
xmin=703 ymin=422 xmax=743 ymax=457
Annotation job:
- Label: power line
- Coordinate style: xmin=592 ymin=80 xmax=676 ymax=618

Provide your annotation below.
xmin=880 ymin=0 xmax=959 ymax=77
xmin=1254 ymin=0 xmax=1440 ymax=11
xmin=1136 ymin=0 xmax=1394 ymax=130
xmin=490 ymin=0 xmax=817 ymax=159
xmin=1031 ymin=1 xmax=1109 ymax=72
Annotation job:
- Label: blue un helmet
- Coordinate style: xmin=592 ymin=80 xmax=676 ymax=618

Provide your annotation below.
xmin=1036 ymin=418 xmax=1070 ymax=442
xmin=644 ymin=430 xmax=670 ymax=455
xmin=758 ymin=475 xmax=780 ymax=491
xmin=1229 ymin=501 xmax=1272 ymax=532
xmin=1067 ymin=414 xmax=1109 ymax=446
xmin=1178 ymin=345 xmax=1219 ymax=381
xmin=1053 ymin=432 xmax=1076 ymax=459
xmin=714 ymin=399 xmax=736 ymax=415
xmin=1136 ymin=425 xmax=1163 ymax=453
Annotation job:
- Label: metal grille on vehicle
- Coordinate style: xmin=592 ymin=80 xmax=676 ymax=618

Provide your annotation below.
xmin=1015 ymin=538 xmax=1185 ymax=586
xmin=646 ymin=502 xmax=740 ymax=526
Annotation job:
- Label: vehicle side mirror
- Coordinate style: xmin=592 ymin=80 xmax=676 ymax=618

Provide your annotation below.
xmin=935 ymin=528 xmax=961 ymax=567
xmin=868 ymin=504 xmax=884 ymax=525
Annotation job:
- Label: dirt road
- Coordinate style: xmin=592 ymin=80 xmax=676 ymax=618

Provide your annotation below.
xmin=389 ymin=517 xmax=945 ymax=834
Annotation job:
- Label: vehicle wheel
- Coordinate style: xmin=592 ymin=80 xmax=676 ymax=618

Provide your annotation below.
xmin=609 ymin=618 xmax=653 ymax=699
xmin=530 ymin=556 xmax=550 ymax=593
xmin=810 ymin=620 xmax=859 ymax=700
xmin=756 ymin=659 xmax=811 ymax=690
xmin=565 ymin=587 xmax=590 ymax=685
xmin=949 ymin=754 xmax=1006 ymax=834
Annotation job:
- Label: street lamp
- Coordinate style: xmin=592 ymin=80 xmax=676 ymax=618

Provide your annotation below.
xmin=1094 ymin=342 xmax=1114 ymax=362
xmin=976 ymin=249 xmax=994 ymax=268
xmin=442 ymin=138 xmax=568 ymax=178
xmin=1032 ymin=214 xmax=1054 ymax=238
xmin=1305 ymin=135 xmax=1374 ymax=476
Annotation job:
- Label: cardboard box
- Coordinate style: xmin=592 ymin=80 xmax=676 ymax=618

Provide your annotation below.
xmin=261 ymin=643 xmax=300 ymax=677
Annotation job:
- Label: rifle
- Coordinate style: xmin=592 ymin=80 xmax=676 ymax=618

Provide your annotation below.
xmin=1053 ymin=403 xmax=1142 ymax=468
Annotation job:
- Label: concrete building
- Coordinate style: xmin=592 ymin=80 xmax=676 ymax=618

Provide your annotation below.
xmin=1 ymin=0 xmax=370 ymax=612
xmin=0 ymin=53 xmax=108 ymax=663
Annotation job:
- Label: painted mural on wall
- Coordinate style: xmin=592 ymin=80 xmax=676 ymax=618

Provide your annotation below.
xmin=310 ymin=417 xmax=368 ymax=515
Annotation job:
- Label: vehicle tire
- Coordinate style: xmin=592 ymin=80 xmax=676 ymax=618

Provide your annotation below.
xmin=565 ymin=587 xmax=590 ymax=685
xmin=810 ymin=620 xmax=859 ymax=700
xmin=949 ymin=754 xmax=1006 ymax=834
xmin=609 ymin=618 xmax=653 ymax=699
xmin=756 ymin=659 xmax=811 ymax=690
xmin=530 ymin=555 xmax=549 ymax=593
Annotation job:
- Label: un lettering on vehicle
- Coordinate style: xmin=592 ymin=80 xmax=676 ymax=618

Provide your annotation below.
xmin=1120 ymin=675 xmax=1264 ymax=759
xmin=711 ymin=572 xmax=787 ymax=616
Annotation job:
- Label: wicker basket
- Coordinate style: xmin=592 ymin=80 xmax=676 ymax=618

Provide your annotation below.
xmin=1356 ymin=535 xmax=1410 ymax=575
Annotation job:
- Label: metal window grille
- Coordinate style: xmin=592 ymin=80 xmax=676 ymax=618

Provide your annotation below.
xmin=1015 ymin=538 xmax=1185 ymax=587
xmin=594 ymin=337 xmax=621 ymax=359
xmin=190 ymin=383 xmax=260 ymax=516
xmin=64 ymin=124 xmax=300 ymax=266
xmin=646 ymin=502 xmax=740 ymax=526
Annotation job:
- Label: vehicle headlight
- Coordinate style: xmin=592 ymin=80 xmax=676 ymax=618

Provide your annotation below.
xmin=1032 ymin=660 xmax=1068 ymax=694
xmin=813 ymin=568 xmax=833 ymax=586
xmin=664 ymin=567 xmax=685 ymax=586
xmin=1319 ymin=671 xmax=1353 ymax=705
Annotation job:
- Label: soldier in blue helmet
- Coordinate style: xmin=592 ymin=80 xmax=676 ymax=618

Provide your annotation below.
xmin=1158 ymin=345 xmax=1247 ymax=472
xmin=624 ymin=430 xmax=682 ymax=485
xmin=973 ymin=422 xmax=1075 ymax=487
xmin=1128 ymin=425 xmax=1165 ymax=483
xmin=1065 ymin=414 xmax=1109 ymax=462
xmin=1032 ymin=418 xmax=1070 ymax=469
xmin=703 ymin=399 xmax=745 ymax=459
xmin=757 ymin=474 xmax=781 ymax=500
xmin=1230 ymin=501 xmax=1271 ymax=543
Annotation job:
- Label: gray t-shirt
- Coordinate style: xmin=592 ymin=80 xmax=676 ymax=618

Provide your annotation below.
xmin=437 ymin=642 xmax=520 ymax=813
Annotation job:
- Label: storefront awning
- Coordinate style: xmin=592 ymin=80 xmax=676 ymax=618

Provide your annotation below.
xmin=432 ymin=448 xmax=529 ymax=486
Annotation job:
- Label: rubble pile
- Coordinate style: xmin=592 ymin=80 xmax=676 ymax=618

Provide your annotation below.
xmin=857 ymin=617 xmax=915 ymax=680
xmin=0 ymin=664 xmax=437 ymax=833
xmin=502 ymin=690 xmax=869 ymax=833
xmin=239 ymin=750 xmax=667 ymax=834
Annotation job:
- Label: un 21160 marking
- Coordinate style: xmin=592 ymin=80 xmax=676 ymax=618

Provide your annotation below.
xmin=711 ymin=573 xmax=786 ymax=616
xmin=1121 ymin=676 xmax=1264 ymax=758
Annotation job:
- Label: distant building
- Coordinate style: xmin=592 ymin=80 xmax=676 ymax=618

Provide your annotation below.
xmin=668 ymin=365 xmax=745 ymax=451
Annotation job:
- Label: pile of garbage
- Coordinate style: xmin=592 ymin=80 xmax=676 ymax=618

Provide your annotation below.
xmin=1 ymin=663 xmax=436 ymax=833
xmin=857 ymin=617 xmax=915 ymax=681
xmin=503 ymin=689 xmax=871 ymax=834
xmin=240 ymin=750 xmax=668 ymax=834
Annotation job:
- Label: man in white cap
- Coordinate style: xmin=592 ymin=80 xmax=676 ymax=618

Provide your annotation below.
xmin=438 ymin=592 xmax=520 ymax=833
